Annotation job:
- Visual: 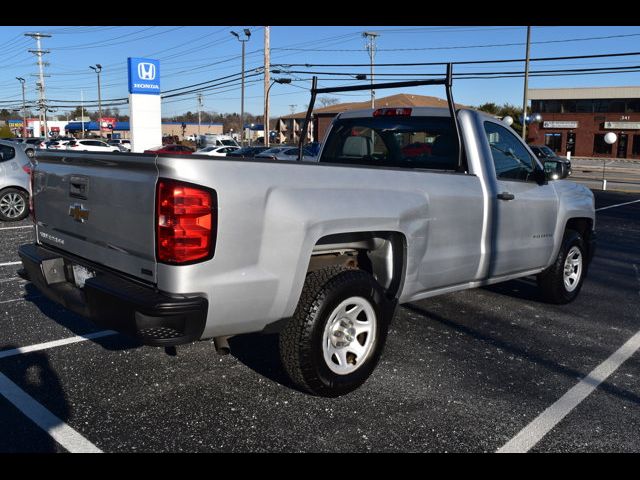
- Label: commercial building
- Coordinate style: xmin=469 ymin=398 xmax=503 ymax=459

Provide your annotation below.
xmin=527 ymin=86 xmax=640 ymax=159
xmin=62 ymin=121 xmax=223 ymax=140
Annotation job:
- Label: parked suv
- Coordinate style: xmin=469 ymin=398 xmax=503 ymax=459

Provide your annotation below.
xmin=529 ymin=145 xmax=572 ymax=178
xmin=20 ymin=137 xmax=44 ymax=158
xmin=0 ymin=140 xmax=30 ymax=221
xmin=66 ymin=139 xmax=120 ymax=153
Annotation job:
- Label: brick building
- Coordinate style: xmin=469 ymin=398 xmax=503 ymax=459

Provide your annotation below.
xmin=527 ymin=86 xmax=640 ymax=159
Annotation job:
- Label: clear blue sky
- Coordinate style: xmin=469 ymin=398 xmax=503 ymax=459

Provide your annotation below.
xmin=1 ymin=25 xmax=639 ymax=121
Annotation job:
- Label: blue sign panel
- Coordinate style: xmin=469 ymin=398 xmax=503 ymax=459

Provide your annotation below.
xmin=128 ymin=57 xmax=160 ymax=95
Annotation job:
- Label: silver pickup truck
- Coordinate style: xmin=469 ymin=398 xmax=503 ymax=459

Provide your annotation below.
xmin=19 ymin=70 xmax=595 ymax=397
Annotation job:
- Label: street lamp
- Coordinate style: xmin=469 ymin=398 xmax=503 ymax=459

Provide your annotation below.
xmin=265 ymin=78 xmax=292 ymax=147
xmin=231 ymin=29 xmax=251 ymax=147
xmin=16 ymin=77 xmax=27 ymax=138
xmin=89 ymin=64 xmax=102 ymax=138
xmin=602 ymin=132 xmax=618 ymax=190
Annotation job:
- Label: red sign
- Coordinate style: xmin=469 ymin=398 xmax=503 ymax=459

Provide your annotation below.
xmin=99 ymin=117 xmax=116 ymax=132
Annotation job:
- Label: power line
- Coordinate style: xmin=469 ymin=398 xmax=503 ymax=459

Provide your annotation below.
xmin=271 ymin=50 xmax=640 ymax=68
xmin=272 ymin=32 xmax=640 ymax=53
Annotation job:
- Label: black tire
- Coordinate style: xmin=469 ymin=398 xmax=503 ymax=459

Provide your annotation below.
xmin=0 ymin=188 xmax=29 ymax=222
xmin=279 ymin=266 xmax=391 ymax=397
xmin=537 ymin=230 xmax=586 ymax=304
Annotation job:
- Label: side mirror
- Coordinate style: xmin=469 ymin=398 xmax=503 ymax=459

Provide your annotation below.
xmin=544 ymin=159 xmax=569 ymax=180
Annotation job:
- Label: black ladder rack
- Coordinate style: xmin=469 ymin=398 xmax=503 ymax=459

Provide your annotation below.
xmin=297 ymin=63 xmax=464 ymax=172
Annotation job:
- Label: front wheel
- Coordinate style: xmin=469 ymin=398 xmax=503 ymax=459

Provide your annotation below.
xmin=279 ymin=267 xmax=391 ymax=397
xmin=537 ymin=230 xmax=586 ymax=304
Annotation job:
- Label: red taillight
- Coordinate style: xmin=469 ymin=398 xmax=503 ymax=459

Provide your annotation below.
xmin=22 ymin=164 xmax=31 ymax=175
xmin=373 ymin=108 xmax=412 ymax=117
xmin=156 ymin=179 xmax=216 ymax=264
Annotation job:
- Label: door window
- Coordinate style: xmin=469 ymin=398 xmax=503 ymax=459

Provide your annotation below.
xmin=484 ymin=121 xmax=536 ymax=182
xmin=0 ymin=144 xmax=16 ymax=161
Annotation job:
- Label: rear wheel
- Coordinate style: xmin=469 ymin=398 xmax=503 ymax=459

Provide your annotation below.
xmin=0 ymin=188 xmax=29 ymax=222
xmin=279 ymin=266 xmax=391 ymax=397
xmin=537 ymin=230 xmax=586 ymax=304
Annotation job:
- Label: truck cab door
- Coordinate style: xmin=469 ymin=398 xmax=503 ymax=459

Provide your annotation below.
xmin=483 ymin=120 xmax=558 ymax=278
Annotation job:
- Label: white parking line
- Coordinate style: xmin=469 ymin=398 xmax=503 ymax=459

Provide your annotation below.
xmin=0 ymin=331 xmax=117 ymax=359
xmin=596 ymin=199 xmax=640 ymax=211
xmin=497 ymin=329 xmax=640 ymax=453
xmin=0 ymin=372 xmax=102 ymax=453
xmin=0 ymin=298 xmax=25 ymax=305
xmin=0 ymin=261 xmax=21 ymax=267
xmin=0 ymin=225 xmax=33 ymax=231
xmin=0 ymin=331 xmax=117 ymax=453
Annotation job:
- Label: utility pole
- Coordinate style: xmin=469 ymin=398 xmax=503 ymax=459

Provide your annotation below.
xmin=90 ymin=64 xmax=103 ymax=138
xmin=363 ymin=32 xmax=379 ymax=109
xmin=26 ymin=32 xmax=51 ymax=140
xmin=16 ymin=77 xmax=27 ymax=138
xmin=264 ymin=26 xmax=270 ymax=147
xmin=231 ymin=29 xmax=251 ymax=147
xmin=81 ymin=89 xmax=85 ymax=138
xmin=197 ymin=93 xmax=203 ymax=137
xmin=521 ymin=26 xmax=531 ymax=141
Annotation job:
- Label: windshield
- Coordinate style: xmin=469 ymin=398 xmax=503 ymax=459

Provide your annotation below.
xmin=220 ymin=139 xmax=237 ymax=146
xmin=540 ymin=146 xmax=556 ymax=157
xmin=320 ymin=116 xmax=459 ymax=170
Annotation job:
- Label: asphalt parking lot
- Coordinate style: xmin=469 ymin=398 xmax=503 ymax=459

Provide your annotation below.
xmin=0 ymin=190 xmax=638 ymax=453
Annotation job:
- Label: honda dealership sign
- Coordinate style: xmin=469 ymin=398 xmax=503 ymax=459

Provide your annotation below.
xmin=127 ymin=57 xmax=162 ymax=152
xmin=128 ymin=57 xmax=160 ymax=95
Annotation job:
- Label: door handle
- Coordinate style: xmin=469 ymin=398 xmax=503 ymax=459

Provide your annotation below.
xmin=497 ymin=192 xmax=515 ymax=201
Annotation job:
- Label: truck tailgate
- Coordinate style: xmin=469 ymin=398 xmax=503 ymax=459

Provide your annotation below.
xmin=32 ymin=152 xmax=158 ymax=283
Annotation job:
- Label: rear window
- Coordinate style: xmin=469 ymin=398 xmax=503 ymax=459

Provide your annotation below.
xmin=319 ymin=116 xmax=459 ymax=171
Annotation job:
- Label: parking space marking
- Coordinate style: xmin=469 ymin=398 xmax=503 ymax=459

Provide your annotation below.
xmin=498 ymin=329 xmax=640 ymax=453
xmin=0 ymin=261 xmax=21 ymax=267
xmin=0 ymin=225 xmax=32 ymax=231
xmin=0 ymin=298 xmax=26 ymax=305
xmin=0 ymin=372 xmax=102 ymax=453
xmin=0 ymin=331 xmax=117 ymax=359
xmin=596 ymin=199 xmax=640 ymax=211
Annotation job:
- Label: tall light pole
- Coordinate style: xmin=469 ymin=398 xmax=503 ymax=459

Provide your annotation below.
xmin=521 ymin=26 xmax=531 ymax=141
xmin=363 ymin=31 xmax=379 ymax=109
xmin=90 ymin=64 xmax=102 ymax=138
xmin=16 ymin=77 xmax=27 ymax=138
xmin=231 ymin=29 xmax=251 ymax=147
xmin=265 ymin=78 xmax=291 ymax=146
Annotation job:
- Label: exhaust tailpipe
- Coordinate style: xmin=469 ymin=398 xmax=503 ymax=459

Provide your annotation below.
xmin=213 ymin=336 xmax=231 ymax=355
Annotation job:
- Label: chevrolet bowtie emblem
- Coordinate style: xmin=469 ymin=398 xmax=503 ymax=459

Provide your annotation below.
xmin=69 ymin=203 xmax=90 ymax=223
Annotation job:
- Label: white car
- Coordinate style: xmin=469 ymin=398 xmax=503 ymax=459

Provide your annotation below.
xmin=46 ymin=139 xmax=73 ymax=150
xmin=195 ymin=146 xmax=240 ymax=157
xmin=66 ymin=139 xmax=120 ymax=153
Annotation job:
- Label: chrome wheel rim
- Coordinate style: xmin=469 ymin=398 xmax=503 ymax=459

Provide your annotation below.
xmin=0 ymin=192 xmax=26 ymax=219
xmin=563 ymin=246 xmax=583 ymax=292
xmin=322 ymin=296 xmax=377 ymax=375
